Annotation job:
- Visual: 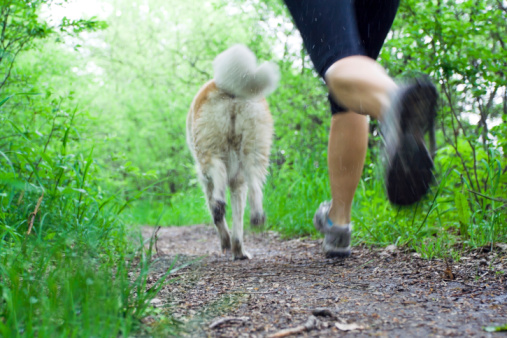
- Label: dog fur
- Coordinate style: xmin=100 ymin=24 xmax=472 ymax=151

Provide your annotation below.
xmin=186 ymin=45 xmax=279 ymax=260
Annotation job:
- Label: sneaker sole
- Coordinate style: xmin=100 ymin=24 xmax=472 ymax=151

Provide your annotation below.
xmin=386 ymin=81 xmax=438 ymax=205
xmin=325 ymin=248 xmax=351 ymax=258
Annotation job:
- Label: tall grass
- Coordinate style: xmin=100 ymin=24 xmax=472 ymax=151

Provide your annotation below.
xmin=0 ymin=230 xmax=175 ymax=337
xmin=264 ymin=151 xmax=330 ymax=237
xmin=0 ymin=94 xmax=178 ymax=336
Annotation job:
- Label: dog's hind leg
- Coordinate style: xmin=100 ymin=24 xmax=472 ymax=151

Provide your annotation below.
xmin=247 ymin=168 xmax=267 ymax=227
xmin=202 ymin=158 xmax=230 ymax=253
xmin=207 ymin=158 xmax=228 ymax=214
xmin=230 ymin=180 xmax=250 ymax=260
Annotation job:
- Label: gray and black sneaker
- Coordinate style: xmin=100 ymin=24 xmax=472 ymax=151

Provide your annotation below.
xmin=313 ymin=201 xmax=352 ymax=258
xmin=382 ymin=79 xmax=438 ymax=206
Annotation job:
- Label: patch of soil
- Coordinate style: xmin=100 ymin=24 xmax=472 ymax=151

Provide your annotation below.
xmin=141 ymin=225 xmax=506 ymax=337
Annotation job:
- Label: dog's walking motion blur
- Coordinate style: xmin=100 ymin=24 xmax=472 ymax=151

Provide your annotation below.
xmin=186 ymin=45 xmax=280 ymax=260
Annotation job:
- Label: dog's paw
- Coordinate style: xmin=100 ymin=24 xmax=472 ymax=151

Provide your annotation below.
xmin=212 ymin=200 xmax=226 ymax=223
xmin=231 ymin=238 xmax=251 ymax=260
xmin=233 ymin=251 xmax=252 ymax=260
xmin=250 ymin=212 xmax=266 ymax=227
xmin=220 ymin=237 xmax=231 ymax=254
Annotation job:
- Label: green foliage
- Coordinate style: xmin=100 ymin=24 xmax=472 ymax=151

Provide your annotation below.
xmin=0 ymin=92 xmax=178 ymax=335
xmin=129 ymin=189 xmax=209 ymax=226
xmin=79 ymin=0 xmax=268 ymax=200
xmin=0 ymin=231 xmax=180 ymax=336
xmin=383 ymin=0 xmax=507 ymax=207
xmin=0 ymin=0 xmax=105 ymax=89
xmin=0 ymin=82 xmax=175 ymax=336
xmin=262 ymin=0 xmax=507 ymax=255
xmin=259 ymin=60 xmax=331 ymax=236
xmin=0 ymin=1 xmax=178 ymax=335
xmin=455 ymin=191 xmax=471 ymax=238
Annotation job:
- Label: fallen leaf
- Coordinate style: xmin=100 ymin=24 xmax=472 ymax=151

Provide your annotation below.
xmin=442 ymin=260 xmax=455 ymax=280
xmin=150 ymin=298 xmax=162 ymax=305
xmin=443 ymin=266 xmax=455 ymax=280
xmin=335 ymin=323 xmax=364 ymax=331
xmin=385 ymin=244 xmax=397 ymax=252
xmin=495 ymin=243 xmax=507 ymax=252
xmin=380 ymin=244 xmax=397 ymax=257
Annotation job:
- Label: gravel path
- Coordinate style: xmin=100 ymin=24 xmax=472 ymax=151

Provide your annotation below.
xmin=141 ymin=225 xmax=506 ymax=337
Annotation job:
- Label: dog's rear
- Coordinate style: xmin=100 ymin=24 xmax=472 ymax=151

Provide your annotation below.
xmin=186 ymin=45 xmax=279 ymax=260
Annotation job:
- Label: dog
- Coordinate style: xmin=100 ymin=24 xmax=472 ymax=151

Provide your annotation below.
xmin=186 ymin=45 xmax=280 ymax=260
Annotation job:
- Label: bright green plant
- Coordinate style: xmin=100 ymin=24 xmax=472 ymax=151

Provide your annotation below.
xmin=0 ymin=1 xmax=181 ymax=335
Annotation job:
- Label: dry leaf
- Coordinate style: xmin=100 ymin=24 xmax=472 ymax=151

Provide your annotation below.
xmin=495 ymin=243 xmax=507 ymax=252
xmin=443 ymin=260 xmax=455 ymax=280
xmin=385 ymin=244 xmax=397 ymax=252
xmin=380 ymin=244 xmax=397 ymax=257
xmin=209 ymin=316 xmax=249 ymax=329
xmin=335 ymin=323 xmax=364 ymax=331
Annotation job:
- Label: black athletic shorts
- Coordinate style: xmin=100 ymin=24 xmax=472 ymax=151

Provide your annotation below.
xmin=284 ymin=0 xmax=400 ymax=114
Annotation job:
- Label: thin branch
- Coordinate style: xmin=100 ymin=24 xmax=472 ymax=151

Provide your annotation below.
xmin=0 ymin=46 xmax=23 ymax=89
xmin=0 ymin=133 xmax=20 ymax=140
xmin=467 ymin=189 xmax=506 ymax=202
xmin=439 ymin=86 xmax=480 ymax=205
xmin=442 ymin=81 xmax=482 ymax=195
xmin=0 ymin=6 xmax=11 ymax=48
xmin=496 ymin=0 xmax=507 ymax=13
xmin=26 ymin=104 xmax=61 ymax=183
xmin=27 ymin=193 xmax=44 ymax=235
xmin=188 ymin=57 xmax=211 ymax=78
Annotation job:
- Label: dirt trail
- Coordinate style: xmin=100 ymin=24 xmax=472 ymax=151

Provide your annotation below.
xmin=141 ymin=225 xmax=506 ymax=337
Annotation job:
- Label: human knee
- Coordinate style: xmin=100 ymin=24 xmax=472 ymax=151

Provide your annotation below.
xmin=325 ymin=56 xmax=377 ymax=85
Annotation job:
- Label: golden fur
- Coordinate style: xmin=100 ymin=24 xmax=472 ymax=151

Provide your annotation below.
xmin=186 ymin=45 xmax=279 ymax=260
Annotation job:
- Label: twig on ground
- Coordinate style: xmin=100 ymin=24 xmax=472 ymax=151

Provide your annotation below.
xmin=335 ymin=322 xmax=365 ymax=331
xmin=350 ymin=259 xmax=375 ymax=272
xmin=267 ymin=316 xmax=318 ymax=338
xmin=230 ymin=290 xmax=278 ymax=295
xmin=452 ymin=289 xmax=481 ymax=297
xmin=209 ymin=316 xmax=249 ymax=329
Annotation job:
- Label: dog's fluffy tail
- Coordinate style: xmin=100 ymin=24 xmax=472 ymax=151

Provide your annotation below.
xmin=213 ymin=44 xmax=280 ymax=99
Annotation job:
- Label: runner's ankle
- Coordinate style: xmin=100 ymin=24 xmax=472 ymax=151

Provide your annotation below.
xmin=327 ymin=206 xmax=350 ymax=226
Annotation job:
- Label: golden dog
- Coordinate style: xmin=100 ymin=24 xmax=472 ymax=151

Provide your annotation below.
xmin=186 ymin=45 xmax=279 ymax=259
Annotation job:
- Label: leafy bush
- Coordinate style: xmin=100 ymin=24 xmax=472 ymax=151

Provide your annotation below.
xmin=0 ymin=1 xmax=177 ymax=335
